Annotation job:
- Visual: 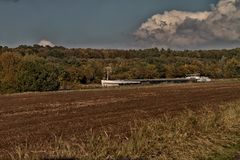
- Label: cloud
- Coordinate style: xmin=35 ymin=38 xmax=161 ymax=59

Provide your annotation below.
xmin=38 ymin=40 xmax=55 ymax=47
xmin=135 ymin=0 xmax=240 ymax=49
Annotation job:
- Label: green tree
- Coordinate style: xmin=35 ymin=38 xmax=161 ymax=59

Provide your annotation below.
xmin=16 ymin=57 xmax=60 ymax=92
xmin=224 ymin=58 xmax=240 ymax=78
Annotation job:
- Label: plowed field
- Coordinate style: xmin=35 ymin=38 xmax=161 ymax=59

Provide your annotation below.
xmin=1 ymin=82 xmax=240 ymax=158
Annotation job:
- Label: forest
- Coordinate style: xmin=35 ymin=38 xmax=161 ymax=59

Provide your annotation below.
xmin=0 ymin=45 xmax=240 ymax=93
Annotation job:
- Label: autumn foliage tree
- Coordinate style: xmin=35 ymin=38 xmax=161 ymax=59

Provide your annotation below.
xmin=0 ymin=46 xmax=240 ymax=93
xmin=0 ymin=52 xmax=21 ymax=92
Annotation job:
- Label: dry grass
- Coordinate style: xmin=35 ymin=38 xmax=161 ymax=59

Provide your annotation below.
xmin=9 ymin=101 xmax=240 ymax=160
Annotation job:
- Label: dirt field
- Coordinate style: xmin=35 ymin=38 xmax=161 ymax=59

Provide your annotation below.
xmin=1 ymin=81 xmax=240 ymax=158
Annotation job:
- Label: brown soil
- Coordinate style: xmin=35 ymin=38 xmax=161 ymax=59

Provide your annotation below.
xmin=1 ymin=82 xmax=240 ymax=158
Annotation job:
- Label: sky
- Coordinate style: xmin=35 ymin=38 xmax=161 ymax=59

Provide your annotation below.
xmin=0 ymin=0 xmax=239 ymax=49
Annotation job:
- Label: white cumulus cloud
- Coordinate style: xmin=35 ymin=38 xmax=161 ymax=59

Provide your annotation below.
xmin=38 ymin=40 xmax=55 ymax=47
xmin=135 ymin=0 xmax=240 ymax=49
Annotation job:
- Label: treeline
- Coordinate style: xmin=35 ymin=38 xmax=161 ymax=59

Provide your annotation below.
xmin=0 ymin=45 xmax=240 ymax=93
